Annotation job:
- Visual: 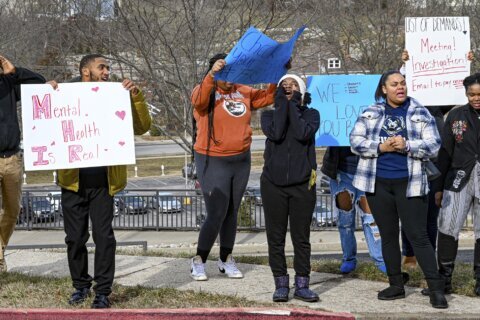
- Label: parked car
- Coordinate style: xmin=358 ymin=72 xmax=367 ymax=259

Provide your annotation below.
xmin=115 ymin=192 xmax=148 ymax=215
xmin=194 ymin=179 xmax=202 ymax=195
xmin=311 ymin=202 xmax=337 ymax=227
xmin=182 ymin=163 xmax=197 ymax=179
xmin=18 ymin=198 xmax=33 ymax=224
xmin=196 ymin=213 xmax=206 ymax=227
xmin=318 ymin=173 xmax=331 ymax=194
xmin=20 ymin=197 xmax=55 ymax=222
xmin=150 ymin=192 xmax=182 ymax=213
xmin=47 ymin=191 xmax=62 ymax=214
xmin=245 ymin=186 xmax=262 ymax=206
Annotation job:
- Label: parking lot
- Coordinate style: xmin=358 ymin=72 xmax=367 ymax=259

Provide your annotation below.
xmin=17 ymin=170 xmax=336 ymax=231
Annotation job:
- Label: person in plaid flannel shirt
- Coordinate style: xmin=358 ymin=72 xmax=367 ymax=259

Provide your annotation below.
xmin=349 ymin=70 xmax=447 ymax=309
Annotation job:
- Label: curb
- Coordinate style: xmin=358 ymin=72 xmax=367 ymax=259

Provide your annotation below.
xmin=0 ymin=308 xmax=355 ymax=320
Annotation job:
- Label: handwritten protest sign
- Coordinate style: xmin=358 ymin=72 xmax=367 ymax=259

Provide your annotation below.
xmin=307 ymin=75 xmax=381 ymax=147
xmin=21 ymin=82 xmax=135 ymax=171
xmin=405 ymin=16 xmax=470 ymax=106
xmin=215 ymin=26 xmax=305 ymax=84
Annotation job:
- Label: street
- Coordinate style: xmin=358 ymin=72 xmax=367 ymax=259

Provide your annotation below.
xmin=135 ymin=136 xmax=267 ymax=157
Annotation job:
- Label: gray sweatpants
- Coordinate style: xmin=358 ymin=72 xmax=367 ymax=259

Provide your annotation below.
xmin=438 ymin=162 xmax=480 ymax=241
xmin=195 ymin=151 xmax=251 ymax=254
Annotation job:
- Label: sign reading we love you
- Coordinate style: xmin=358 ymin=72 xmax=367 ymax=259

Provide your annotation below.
xmin=307 ymin=74 xmax=381 ymax=147
xmin=21 ymin=82 xmax=135 ymax=171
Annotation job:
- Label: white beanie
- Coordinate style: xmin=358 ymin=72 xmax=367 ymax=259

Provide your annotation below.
xmin=277 ymin=74 xmax=306 ymax=100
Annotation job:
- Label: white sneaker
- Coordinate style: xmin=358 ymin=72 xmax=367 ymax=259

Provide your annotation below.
xmin=218 ymin=254 xmax=243 ymax=278
xmin=190 ymin=255 xmax=208 ymax=281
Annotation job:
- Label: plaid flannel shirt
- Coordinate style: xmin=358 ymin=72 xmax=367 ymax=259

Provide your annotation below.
xmin=349 ymin=98 xmax=441 ymax=197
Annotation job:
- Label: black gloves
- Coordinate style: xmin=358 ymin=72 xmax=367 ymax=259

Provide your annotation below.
xmin=303 ymin=92 xmax=312 ymax=106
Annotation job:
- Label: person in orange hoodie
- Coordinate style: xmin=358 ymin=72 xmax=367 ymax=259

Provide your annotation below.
xmin=189 ymin=53 xmax=276 ymax=281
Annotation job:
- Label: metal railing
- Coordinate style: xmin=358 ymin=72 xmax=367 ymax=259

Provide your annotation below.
xmin=15 ymin=189 xmax=337 ymax=231
xmin=15 ymin=189 xmax=474 ymax=231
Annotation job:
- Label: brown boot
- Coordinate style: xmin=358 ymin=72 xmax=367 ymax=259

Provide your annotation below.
xmin=402 ymin=256 xmax=417 ymax=270
xmin=0 ymin=246 xmax=6 ymax=273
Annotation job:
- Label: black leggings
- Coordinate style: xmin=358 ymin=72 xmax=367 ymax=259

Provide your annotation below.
xmin=366 ymin=178 xmax=440 ymax=280
xmin=401 ymin=182 xmax=439 ymax=255
xmin=195 ymin=151 xmax=251 ymax=261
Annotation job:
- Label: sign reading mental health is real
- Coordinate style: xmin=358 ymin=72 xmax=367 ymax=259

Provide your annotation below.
xmin=215 ymin=26 xmax=305 ymax=85
xmin=307 ymin=75 xmax=381 ymax=147
xmin=405 ymin=16 xmax=470 ymax=106
xmin=21 ymin=82 xmax=135 ymax=171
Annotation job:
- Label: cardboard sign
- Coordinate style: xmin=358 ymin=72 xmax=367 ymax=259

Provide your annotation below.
xmin=405 ymin=16 xmax=470 ymax=106
xmin=21 ymin=82 xmax=135 ymax=171
xmin=307 ymin=75 xmax=381 ymax=146
xmin=215 ymin=26 xmax=305 ymax=84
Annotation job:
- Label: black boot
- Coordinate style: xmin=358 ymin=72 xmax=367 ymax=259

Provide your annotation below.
xmin=378 ymin=274 xmax=405 ymax=300
xmin=437 ymin=232 xmax=458 ymax=294
xmin=293 ymin=275 xmax=319 ymax=302
xmin=426 ymin=278 xmax=448 ymax=309
xmin=422 ymin=233 xmax=458 ymax=296
xmin=272 ymin=275 xmax=289 ymax=302
xmin=474 ymin=239 xmax=480 ymax=296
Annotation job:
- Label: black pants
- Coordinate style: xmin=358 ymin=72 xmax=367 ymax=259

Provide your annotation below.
xmin=401 ymin=181 xmax=439 ymax=255
xmin=366 ymin=178 xmax=440 ymax=280
xmin=195 ymin=151 xmax=251 ymax=257
xmin=261 ymin=176 xmax=316 ymax=277
xmin=62 ymin=187 xmax=115 ymax=295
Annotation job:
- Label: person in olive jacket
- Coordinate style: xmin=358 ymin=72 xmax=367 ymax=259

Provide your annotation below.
xmin=49 ymin=54 xmax=151 ymax=308
xmin=261 ymin=74 xmax=320 ymax=303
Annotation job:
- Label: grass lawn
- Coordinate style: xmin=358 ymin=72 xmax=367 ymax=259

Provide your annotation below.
xmin=0 ymin=272 xmax=271 ymax=309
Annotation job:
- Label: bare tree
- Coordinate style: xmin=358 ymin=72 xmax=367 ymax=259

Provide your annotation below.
xmin=3 ymin=0 xmax=480 ymax=153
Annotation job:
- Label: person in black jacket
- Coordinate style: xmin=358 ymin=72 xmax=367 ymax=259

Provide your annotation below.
xmin=434 ymin=73 xmax=480 ymax=296
xmin=261 ymin=74 xmax=320 ymax=302
xmin=0 ymin=55 xmax=45 ymax=272
xmin=398 ymin=49 xmax=473 ymax=270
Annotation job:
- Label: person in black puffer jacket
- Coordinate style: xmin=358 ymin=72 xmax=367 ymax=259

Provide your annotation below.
xmin=261 ymin=73 xmax=320 ymax=303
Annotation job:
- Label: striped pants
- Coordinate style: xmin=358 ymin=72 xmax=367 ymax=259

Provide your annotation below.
xmin=438 ymin=164 xmax=480 ymax=241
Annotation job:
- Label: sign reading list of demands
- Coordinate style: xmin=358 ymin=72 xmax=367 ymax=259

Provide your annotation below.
xmin=307 ymin=75 xmax=381 ymax=147
xmin=405 ymin=16 xmax=470 ymax=106
xmin=215 ymin=26 xmax=305 ymax=85
xmin=21 ymin=82 xmax=135 ymax=171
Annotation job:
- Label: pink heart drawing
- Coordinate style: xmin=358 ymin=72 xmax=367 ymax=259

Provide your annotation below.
xmin=91 ymin=87 xmax=99 ymax=92
xmin=51 ymin=141 xmax=55 ymax=146
xmin=115 ymin=110 xmax=126 ymax=120
xmin=32 ymin=126 xmax=36 ymax=130
xmin=118 ymin=141 xmax=125 ymax=146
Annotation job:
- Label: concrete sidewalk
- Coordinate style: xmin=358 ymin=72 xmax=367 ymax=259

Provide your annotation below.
xmin=8 ymin=229 xmax=478 ymax=256
xmin=3 ymin=230 xmax=480 ymax=318
xmin=4 ymin=250 xmax=480 ymax=319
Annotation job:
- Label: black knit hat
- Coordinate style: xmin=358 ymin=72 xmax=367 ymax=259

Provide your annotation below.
xmin=208 ymin=53 xmax=227 ymax=70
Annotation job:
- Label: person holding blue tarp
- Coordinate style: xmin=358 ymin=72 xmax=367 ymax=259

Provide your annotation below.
xmin=261 ymin=73 xmax=320 ymax=303
xmin=189 ymin=54 xmax=276 ymax=281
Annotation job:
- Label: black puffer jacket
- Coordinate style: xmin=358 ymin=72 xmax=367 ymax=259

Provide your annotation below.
xmin=0 ymin=68 xmax=45 ymax=155
xmin=261 ymin=88 xmax=320 ymax=186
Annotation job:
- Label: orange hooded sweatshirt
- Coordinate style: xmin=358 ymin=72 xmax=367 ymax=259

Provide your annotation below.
xmin=191 ymin=74 xmax=276 ymax=156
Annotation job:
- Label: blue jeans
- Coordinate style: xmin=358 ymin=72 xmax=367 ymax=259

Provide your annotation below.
xmin=329 ymin=171 xmax=384 ymax=267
